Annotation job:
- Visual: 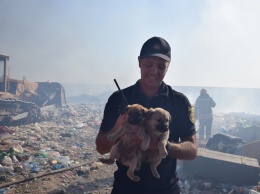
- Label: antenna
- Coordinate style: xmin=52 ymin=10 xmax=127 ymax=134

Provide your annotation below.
xmin=114 ymin=79 xmax=128 ymax=106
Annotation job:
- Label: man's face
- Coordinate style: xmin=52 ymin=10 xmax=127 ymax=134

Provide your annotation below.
xmin=138 ymin=56 xmax=170 ymax=88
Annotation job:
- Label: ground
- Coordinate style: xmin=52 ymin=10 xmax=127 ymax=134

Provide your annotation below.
xmin=0 ymin=103 xmax=117 ymax=194
xmin=1 ymin=103 xmax=260 ymax=194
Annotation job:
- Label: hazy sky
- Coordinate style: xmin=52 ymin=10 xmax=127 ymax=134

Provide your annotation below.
xmin=0 ymin=0 xmax=260 ymax=89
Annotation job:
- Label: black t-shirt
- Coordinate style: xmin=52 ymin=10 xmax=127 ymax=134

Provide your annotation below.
xmin=100 ymin=80 xmax=196 ymax=194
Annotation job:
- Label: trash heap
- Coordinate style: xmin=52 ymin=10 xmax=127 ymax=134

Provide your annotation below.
xmin=182 ymin=112 xmax=260 ymax=194
xmin=0 ymin=102 xmax=260 ymax=194
xmin=0 ymin=102 xmax=115 ymax=194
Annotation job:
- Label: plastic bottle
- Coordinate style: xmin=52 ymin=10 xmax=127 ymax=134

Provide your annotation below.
xmin=1 ymin=156 xmax=13 ymax=167
xmin=37 ymin=150 xmax=47 ymax=158
xmin=199 ymin=182 xmax=214 ymax=190
xmin=178 ymin=180 xmax=184 ymax=189
xmin=184 ymin=179 xmax=191 ymax=191
xmin=14 ymin=163 xmax=23 ymax=173
xmin=11 ymin=155 xmax=19 ymax=163
xmin=55 ymin=156 xmax=71 ymax=166
xmin=51 ymin=164 xmax=66 ymax=170
xmin=22 ymin=161 xmax=31 ymax=171
xmin=22 ymin=161 xmax=40 ymax=172
xmin=219 ymin=127 xmax=226 ymax=134
xmin=29 ymin=162 xmax=40 ymax=172
xmin=45 ymin=150 xmax=60 ymax=159
xmin=0 ymin=164 xmax=14 ymax=172
xmin=76 ymin=143 xmax=84 ymax=148
xmin=13 ymin=144 xmax=23 ymax=154
xmin=231 ymin=185 xmax=244 ymax=193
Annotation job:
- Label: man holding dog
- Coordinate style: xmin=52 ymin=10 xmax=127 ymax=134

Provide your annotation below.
xmin=96 ymin=36 xmax=197 ymax=194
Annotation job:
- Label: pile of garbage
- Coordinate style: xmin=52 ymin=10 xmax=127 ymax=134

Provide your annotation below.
xmin=182 ymin=111 xmax=260 ymax=194
xmin=0 ymin=102 xmax=109 ymax=193
xmin=0 ymin=101 xmax=259 ymax=194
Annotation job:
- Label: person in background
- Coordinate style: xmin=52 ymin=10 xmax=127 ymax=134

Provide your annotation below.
xmin=194 ymin=88 xmax=216 ymax=140
xmin=95 ymin=36 xmax=197 ymax=194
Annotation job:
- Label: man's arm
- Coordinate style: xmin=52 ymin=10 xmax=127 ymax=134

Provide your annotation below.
xmin=167 ymin=134 xmax=197 ymax=160
xmin=210 ymin=97 xmax=216 ymax=107
xmin=95 ymin=114 xmax=126 ymax=155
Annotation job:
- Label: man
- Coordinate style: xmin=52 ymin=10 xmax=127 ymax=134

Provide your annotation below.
xmin=95 ymin=36 xmax=197 ymax=194
xmin=195 ymin=88 xmax=216 ymax=140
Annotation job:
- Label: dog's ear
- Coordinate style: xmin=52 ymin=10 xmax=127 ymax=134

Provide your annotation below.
xmin=145 ymin=108 xmax=155 ymax=119
xmin=125 ymin=105 xmax=130 ymax=112
xmin=118 ymin=104 xmax=129 ymax=114
xmin=168 ymin=114 xmax=172 ymax=123
xmin=142 ymin=107 xmax=148 ymax=114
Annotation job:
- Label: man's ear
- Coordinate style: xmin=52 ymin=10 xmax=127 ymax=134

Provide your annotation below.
xmin=166 ymin=62 xmax=170 ymax=71
xmin=138 ymin=57 xmax=141 ymax=68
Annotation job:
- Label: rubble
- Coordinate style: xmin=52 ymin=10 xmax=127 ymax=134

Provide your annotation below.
xmin=0 ymin=101 xmax=259 ymax=194
xmin=0 ymin=53 xmax=66 ymax=126
xmin=183 ymin=148 xmax=259 ymax=185
xmin=231 ymin=125 xmax=260 ymax=144
xmin=0 ymin=102 xmax=116 ymax=194
xmin=181 ymin=111 xmax=260 ymax=194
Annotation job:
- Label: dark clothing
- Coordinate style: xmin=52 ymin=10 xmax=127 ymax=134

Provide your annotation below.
xmin=195 ymin=93 xmax=216 ymax=139
xmin=198 ymin=118 xmax=213 ymax=139
xmin=194 ymin=93 xmax=216 ymax=120
xmin=100 ymin=80 xmax=196 ymax=194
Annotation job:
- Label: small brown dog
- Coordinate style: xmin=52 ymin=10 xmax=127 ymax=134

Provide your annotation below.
xmin=136 ymin=107 xmax=171 ymax=179
xmin=99 ymin=104 xmax=150 ymax=181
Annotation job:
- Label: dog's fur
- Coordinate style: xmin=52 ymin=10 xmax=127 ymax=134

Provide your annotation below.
xmin=136 ymin=107 xmax=171 ymax=179
xmin=99 ymin=104 xmax=150 ymax=181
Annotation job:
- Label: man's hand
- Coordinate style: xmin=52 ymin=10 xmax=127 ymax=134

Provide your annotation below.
xmin=113 ymin=113 xmax=127 ymax=132
xmin=96 ymin=113 xmax=127 ymax=155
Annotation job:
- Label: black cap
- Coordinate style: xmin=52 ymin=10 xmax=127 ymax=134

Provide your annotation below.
xmin=139 ymin=37 xmax=171 ymax=62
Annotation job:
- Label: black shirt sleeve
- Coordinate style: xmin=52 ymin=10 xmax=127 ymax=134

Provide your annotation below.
xmin=171 ymin=92 xmax=196 ymax=141
xmin=99 ymin=92 xmax=121 ymax=132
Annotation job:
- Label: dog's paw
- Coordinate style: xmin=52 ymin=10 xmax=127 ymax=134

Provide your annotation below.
xmin=151 ymin=170 xmax=160 ymax=179
xmin=159 ymin=150 xmax=168 ymax=158
xmin=127 ymin=171 xmax=140 ymax=182
xmin=160 ymin=153 xmax=167 ymax=158
xmin=135 ymin=165 xmax=141 ymax=171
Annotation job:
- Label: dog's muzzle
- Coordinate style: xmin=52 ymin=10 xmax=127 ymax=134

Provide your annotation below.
xmin=155 ymin=123 xmax=169 ymax=133
xmin=128 ymin=117 xmax=142 ymax=125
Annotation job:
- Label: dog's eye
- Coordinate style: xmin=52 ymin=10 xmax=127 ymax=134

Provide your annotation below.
xmin=156 ymin=118 xmax=162 ymax=122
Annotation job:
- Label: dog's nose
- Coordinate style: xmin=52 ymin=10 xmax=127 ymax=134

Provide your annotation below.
xmin=128 ymin=117 xmax=142 ymax=125
xmin=156 ymin=123 xmax=168 ymax=133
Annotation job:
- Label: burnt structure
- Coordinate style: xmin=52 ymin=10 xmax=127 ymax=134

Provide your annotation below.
xmin=0 ymin=54 xmax=66 ymax=125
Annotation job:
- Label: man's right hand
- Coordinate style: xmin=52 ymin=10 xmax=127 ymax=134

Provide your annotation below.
xmin=112 ymin=113 xmax=127 ymax=133
xmin=96 ymin=113 xmax=127 ymax=155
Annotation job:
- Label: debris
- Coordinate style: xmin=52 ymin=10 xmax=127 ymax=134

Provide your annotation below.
xmin=183 ymin=148 xmax=260 ymax=186
xmin=0 ymin=161 xmax=95 ymax=189
xmin=0 ymin=53 xmax=66 ymax=126
xmin=0 ymin=101 xmax=259 ymax=193
xmin=242 ymin=140 xmax=260 ymax=162
xmin=231 ymin=125 xmax=260 ymax=143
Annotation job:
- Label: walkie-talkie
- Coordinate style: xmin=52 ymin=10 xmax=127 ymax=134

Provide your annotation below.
xmin=114 ymin=79 xmax=128 ymax=114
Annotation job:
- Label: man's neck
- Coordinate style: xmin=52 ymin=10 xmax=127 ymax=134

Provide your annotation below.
xmin=139 ymin=82 xmax=161 ymax=99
